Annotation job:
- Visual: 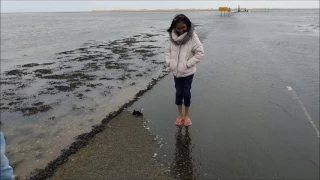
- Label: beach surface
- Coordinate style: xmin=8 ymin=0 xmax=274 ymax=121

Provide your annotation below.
xmin=1 ymin=10 xmax=319 ymax=179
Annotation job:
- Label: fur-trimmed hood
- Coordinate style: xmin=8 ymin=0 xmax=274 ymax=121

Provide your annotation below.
xmin=169 ymin=25 xmax=194 ymax=45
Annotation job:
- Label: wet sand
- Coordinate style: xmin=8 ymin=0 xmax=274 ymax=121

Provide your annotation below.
xmin=1 ymin=32 xmax=169 ymax=177
xmin=24 ymin=74 xmax=168 ymax=179
xmin=51 ymin=111 xmax=173 ymax=180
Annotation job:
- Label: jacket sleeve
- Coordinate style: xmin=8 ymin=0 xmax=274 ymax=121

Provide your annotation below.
xmin=165 ymin=42 xmax=171 ymax=66
xmin=0 ymin=132 xmax=14 ymax=180
xmin=186 ymin=33 xmax=204 ymax=68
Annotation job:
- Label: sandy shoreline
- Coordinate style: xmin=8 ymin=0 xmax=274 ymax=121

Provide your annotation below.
xmin=52 ymin=111 xmax=173 ymax=180
xmin=1 ymin=32 xmax=169 ymax=178
xmin=25 ymin=73 xmax=168 ymax=179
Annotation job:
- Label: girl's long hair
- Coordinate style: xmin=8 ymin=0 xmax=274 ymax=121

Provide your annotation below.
xmin=167 ymin=14 xmax=192 ymax=33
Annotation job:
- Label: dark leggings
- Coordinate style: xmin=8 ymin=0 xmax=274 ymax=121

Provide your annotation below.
xmin=174 ymin=74 xmax=194 ymax=107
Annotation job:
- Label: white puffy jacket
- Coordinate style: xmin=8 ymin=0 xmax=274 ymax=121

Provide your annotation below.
xmin=165 ymin=27 xmax=204 ymax=78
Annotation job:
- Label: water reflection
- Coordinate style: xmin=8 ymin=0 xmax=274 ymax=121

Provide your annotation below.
xmin=171 ymin=126 xmax=195 ymax=180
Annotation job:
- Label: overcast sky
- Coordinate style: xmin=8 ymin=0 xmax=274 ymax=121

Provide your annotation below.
xmin=1 ymin=1 xmax=319 ymax=12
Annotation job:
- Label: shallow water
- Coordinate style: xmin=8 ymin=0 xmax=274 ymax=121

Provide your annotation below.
xmin=131 ymin=10 xmax=319 ymax=180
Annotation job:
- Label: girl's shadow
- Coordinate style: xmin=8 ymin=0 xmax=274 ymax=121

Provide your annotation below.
xmin=171 ymin=126 xmax=194 ymax=180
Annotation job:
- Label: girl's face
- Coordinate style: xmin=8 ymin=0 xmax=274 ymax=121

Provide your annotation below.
xmin=175 ymin=22 xmax=187 ymax=35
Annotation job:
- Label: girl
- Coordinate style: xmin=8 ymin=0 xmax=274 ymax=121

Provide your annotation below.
xmin=165 ymin=14 xmax=204 ymax=126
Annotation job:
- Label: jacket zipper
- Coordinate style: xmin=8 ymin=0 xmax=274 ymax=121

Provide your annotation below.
xmin=176 ymin=45 xmax=181 ymax=75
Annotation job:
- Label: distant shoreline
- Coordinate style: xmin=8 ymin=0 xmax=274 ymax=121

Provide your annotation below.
xmin=92 ymin=9 xmax=216 ymax=12
xmin=91 ymin=8 xmax=319 ymax=12
xmin=1 ymin=8 xmax=319 ymax=14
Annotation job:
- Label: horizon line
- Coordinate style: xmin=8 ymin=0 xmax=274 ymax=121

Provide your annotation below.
xmin=1 ymin=8 xmax=319 ymax=14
